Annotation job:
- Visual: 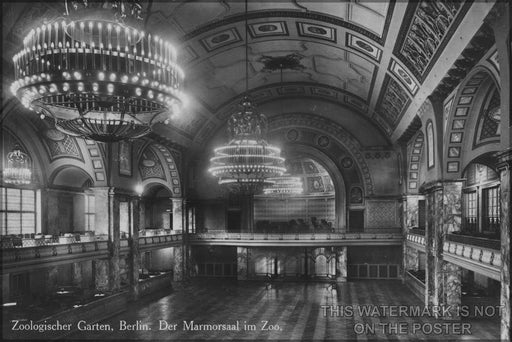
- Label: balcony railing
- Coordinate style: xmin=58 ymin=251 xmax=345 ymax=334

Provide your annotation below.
xmin=406 ymin=232 xmax=426 ymax=248
xmin=443 ymin=234 xmax=501 ymax=280
xmin=446 ymin=233 xmax=500 ymax=251
xmin=1 ymin=231 xmax=183 ymax=269
xmin=191 ymin=229 xmax=402 ymax=244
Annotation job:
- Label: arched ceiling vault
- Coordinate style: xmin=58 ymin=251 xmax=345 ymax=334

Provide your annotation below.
xmin=2 ymin=1 xmax=497 ymax=150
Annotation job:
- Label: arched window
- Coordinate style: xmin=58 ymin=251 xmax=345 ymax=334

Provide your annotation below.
xmin=426 ymin=121 xmax=435 ymax=168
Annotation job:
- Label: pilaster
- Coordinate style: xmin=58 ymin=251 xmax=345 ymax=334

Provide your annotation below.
xmin=72 ymin=262 xmax=83 ymax=288
xmin=442 ymin=261 xmax=461 ymax=320
xmin=172 ymin=198 xmax=184 ymax=231
xmin=422 ymin=180 xmax=463 ymax=313
xmin=173 ymin=246 xmax=184 ymax=281
xmin=129 ymin=196 xmax=141 ymax=299
xmin=336 ymin=247 xmax=347 ymax=282
xmin=497 ymin=149 xmax=512 ymax=340
xmin=109 ymin=188 xmax=120 ymax=291
xmin=237 ymin=247 xmax=249 ymax=280
xmin=94 ymin=259 xmax=109 ymax=292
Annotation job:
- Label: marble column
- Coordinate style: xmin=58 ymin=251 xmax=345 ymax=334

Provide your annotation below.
xmin=402 ymin=195 xmax=423 ymax=229
xmin=129 ymin=197 xmax=141 ymax=299
xmin=497 ymin=150 xmax=511 ymax=340
xmin=425 ymin=188 xmax=439 ymax=307
xmin=443 ymin=261 xmax=461 ymax=320
xmin=237 ymin=247 xmax=249 ymax=280
xmin=401 ymin=195 xmax=423 ymax=281
xmin=489 ymin=2 xmax=511 ymax=339
xmin=173 ymin=246 xmax=184 ymax=281
xmin=94 ymin=259 xmax=110 ymax=291
xmin=46 ymin=266 xmax=59 ymax=291
xmin=172 ymin=198 xmax=184 ymax=231
xmin=72 ymin=262 xmax=83 ymax=288
xmin=109 ymin=188 xmax=121 ymax=292
xmin=404 ymin=246 xmax=419 ymax=272
xmin=335 ymin=247 xmax=347 ymax=282
xmin=423 ymin=181 xmax=463 ymax=314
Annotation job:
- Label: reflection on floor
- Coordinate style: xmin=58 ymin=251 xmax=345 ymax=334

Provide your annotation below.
xmin=70 ymin=279 xmax=499 ymax=341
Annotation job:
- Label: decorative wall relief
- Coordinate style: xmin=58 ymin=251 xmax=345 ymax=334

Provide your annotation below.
xmin=375 ymin=76 xmax=411 ymax=132
xmin=366 ymin=200 xmax=399 ymax=228
xmin=350 ymin=187 xmax=363 ymax=204
xmin=341 ymin=157 xmax=354 ymax=168
xmin=297 ymin=22 xmax=336 ymax=42
xmin=346 ymin=33 xmax=382 ymax=62
xmin=45 ymin=131 xmax=83 ymax=161
xmin=478 ymin=88 xmax=501 ymax=142
xmin=389 ymin=59 xmax=419 ymax=95
xmin=154 ymin=144 xmax=182 ymax=195
xmin=395 ymin=1 xmax=470 ymax=81
xmin=248 ymin=21 xmax=288 ymax=38
xmin=118 ymin=141 xmax=132 ymax=177
xmin=139 ymin=147 xmax=165 ymax=180
xmin=442 ymin=181 xmax=462 ymax=233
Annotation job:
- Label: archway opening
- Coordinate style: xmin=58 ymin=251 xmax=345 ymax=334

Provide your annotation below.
xmin=140 ymin=184 xmax=174 ymax=232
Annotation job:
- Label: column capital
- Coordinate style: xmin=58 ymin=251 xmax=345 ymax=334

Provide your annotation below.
xmin=496 ymin=148 xmax=512 ymax=171
xmin=400 ymin=194 xmax=425 ymax=201
xmin=419 ymin=179 xmax=465 ymax=193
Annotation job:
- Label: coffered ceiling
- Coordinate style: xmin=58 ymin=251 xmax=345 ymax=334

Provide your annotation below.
xmin=1 ymin=1 xmax=497 ymax=150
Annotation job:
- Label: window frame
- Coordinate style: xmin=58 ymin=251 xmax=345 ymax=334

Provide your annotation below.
xmin=0 ymin=187 xmax=38 ymax=236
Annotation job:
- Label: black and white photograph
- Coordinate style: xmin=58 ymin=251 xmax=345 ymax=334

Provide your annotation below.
xmin=0 ymin=0 xmax=510 ymax=341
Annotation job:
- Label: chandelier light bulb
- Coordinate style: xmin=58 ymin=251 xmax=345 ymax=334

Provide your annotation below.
xmin=9 ymin=2 xmax=188 ymax=142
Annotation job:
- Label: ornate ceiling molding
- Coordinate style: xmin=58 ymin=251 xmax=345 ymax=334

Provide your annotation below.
xmin=393 ymin=1 xmax=472 ymax=83
xmin=180 ymin=7 xmax=395 ymax=45
xmin=268 ymin=113 xmax=374 ymax=195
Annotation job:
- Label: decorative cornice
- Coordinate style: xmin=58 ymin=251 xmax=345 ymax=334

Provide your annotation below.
xmin=180 ymin=9 xmax=388 ymax=45
xmin=419 ymin=179 xmax=465 ymax=193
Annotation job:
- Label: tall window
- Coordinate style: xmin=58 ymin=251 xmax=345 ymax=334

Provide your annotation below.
xmin=84 ymin=194 xmax=95 ymax=231
xmin=482 ymin=186 xmax=500 ymax=233
xmin=426 ymin=121 xmax=435 ymax=168
xmin=463 ymin=191 xmax=477 ymax=232
xmin=0 ymin=187 xmax=36 ymax=235
xmin=462 ymin=163 xmax=500 ymax=235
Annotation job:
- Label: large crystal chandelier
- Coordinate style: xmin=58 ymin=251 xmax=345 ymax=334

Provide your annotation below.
xmin=10 ymin=0 xmax=186 ymax=142
xmin=208 ymin=96 xmax=286 ymax=192
xmin=3 ymin=146 xmax=32 ymax=185
xmin=208 ymin=0 xmax=285 ymax=193
xmin=263 ymin=174 xmax=303 ymax=195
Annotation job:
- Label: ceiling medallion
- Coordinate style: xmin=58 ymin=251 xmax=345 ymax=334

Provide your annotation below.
xmin=258 ymin=53 xmax=306 ymax=72
xmin=10 ymin=0 xmax=187 ymax=142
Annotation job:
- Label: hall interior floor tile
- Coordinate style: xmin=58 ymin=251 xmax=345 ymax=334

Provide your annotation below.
xmin=70 ymin=279 xmax=500 ymax=341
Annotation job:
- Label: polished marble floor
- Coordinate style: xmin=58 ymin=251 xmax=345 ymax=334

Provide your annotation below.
xmin=69 ymin=279 xmax=499 ymax=341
